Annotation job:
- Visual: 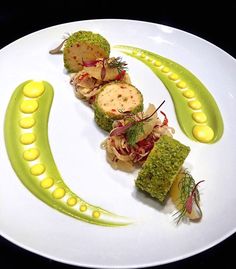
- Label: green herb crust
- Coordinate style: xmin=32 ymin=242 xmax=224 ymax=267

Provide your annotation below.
xmin=135 ymin=135 xmax=190 ymax=202
xmin=93 ymin=82 xmax=143 ymax=132
xmin=94 ymin=102 xmax=143 ymax=132
xmin=94 ymin=104 xmax=115 ymax=132
xmin=63 ymin=31 xmax=110 ymax=72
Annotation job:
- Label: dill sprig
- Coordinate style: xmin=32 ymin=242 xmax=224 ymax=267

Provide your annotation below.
xmin=108 ymin=57 xmax=128 ymax=73
xmin=126 ymin=121 xmax=145 ymax=146
xmin=174 ymin=169 xmax=204 ymax=224
xmin=110 ymin=100 xmax=165 ymax=146
xmin=125 ymin=100 xmax=165 ymax=145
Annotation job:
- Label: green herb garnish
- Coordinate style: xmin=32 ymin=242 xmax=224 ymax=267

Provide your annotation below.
xmin=110 ymin=100 xmax=165 ymax=145
xmin=125 ymin=100 xmax=165 ymax=145
xmin=174 ymin=169 xmax=204 ymax=223
xmin=126 ymin=121 xmax=145 ymax=146
xmin=108 ymin=57 xmax=128 ymax=73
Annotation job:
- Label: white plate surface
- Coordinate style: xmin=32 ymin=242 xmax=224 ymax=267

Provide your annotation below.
xmin=0 ymin=19 xmax=236 ymax=268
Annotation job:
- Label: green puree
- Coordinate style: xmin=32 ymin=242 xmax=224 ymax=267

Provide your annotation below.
xmin=4 ymin=80 xmax=131 ymax=227
xmin=114 ymin=45 xmax=224 ymax=143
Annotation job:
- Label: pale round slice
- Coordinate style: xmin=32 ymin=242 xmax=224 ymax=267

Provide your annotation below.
xmin=63 ymin=31 xmax=110 ymax=72
xmin=94 ymin=82 xmax=143 ymax=132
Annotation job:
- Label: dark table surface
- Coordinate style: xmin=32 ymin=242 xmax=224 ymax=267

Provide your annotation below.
xmin=0 ymin=2 xmax=235 ymax=268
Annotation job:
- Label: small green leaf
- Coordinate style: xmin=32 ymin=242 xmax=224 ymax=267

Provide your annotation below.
xmin=126 ymin=121 xmax=145 ymax=145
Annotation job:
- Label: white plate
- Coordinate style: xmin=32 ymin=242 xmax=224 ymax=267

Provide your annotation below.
xmin=0 ymin=19 xmax=236 ymax=268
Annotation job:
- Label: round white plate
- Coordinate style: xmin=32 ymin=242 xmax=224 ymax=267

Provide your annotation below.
xmin=0 ymin=19 xmax=235 ymax=268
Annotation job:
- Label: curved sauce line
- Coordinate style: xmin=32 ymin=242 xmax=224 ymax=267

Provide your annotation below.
xmin=114 ymin=45 xmax=224 ymax=144
xmin=4 ymin=80 xmax=131 ymax=226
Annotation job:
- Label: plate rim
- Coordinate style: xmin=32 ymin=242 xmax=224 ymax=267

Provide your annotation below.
xmin=0 ymin=18 xmax=236 ymax=268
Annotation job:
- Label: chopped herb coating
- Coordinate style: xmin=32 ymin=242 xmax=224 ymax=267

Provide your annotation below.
xmin=135 ymin=135 xmax=190 ymax=202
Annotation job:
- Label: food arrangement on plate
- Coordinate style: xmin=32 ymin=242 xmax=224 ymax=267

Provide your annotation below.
xmin=4 ymin=29 xmax=224 ymax=226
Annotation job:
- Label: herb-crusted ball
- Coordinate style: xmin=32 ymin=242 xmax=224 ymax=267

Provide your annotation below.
xmin=94 ymin=82 xmax=143 ymax=132
xmin=135 ymin=135 xmax=190 ymax=202
xmin=63 ymin=31 xmax=110 ymax=72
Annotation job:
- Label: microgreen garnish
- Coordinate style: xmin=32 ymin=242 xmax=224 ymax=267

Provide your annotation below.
xmin=110 ymin=100 xmax=165 ymax=145
xmin=160 ymin=111 xmax=168 ymax=126
xmin=49 ymin=34 xmax=70 ymax=54
xmin=174 ymin=169 xmax=204 ymax=223
xmin=81 ymin=57 xmax=128 ymax=81
xmin=49 ymin=39 xmax=67 ymax=54
xmin=108 ymin=57 xmax=128 ymax=73
xmin=126 ymin=121 xmax=145 ymax=146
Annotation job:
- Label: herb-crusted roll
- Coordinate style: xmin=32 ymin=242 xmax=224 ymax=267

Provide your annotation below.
xmin=94 ymin=82 xmax=143 ymax=132
xmin=64 ymin=31 xmax=110 ymax=72
xmin=135 ymin=135 xmax=190 ymax=202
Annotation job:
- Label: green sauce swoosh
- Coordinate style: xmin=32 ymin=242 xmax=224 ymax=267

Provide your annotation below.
xmin=4 ymin=80 xmax=131 ymax=226
xmin=114 ymin=45 xmax=224 ymax=143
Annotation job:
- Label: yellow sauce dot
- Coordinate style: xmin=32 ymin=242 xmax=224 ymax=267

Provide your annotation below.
xmin=168 ymin=73 xmax=179 ymax=81
xmin=40 ymin=177 xmax=54 ymax=189
xmin=154 ymin=60 xmax=162 ymax=67
xmin=20 ymin=100 xmax=38 ymax=113
xmin=67 ymin=197 xmax=77 ymax=206
xmin=188 ymin=100 xmax=202 ymax=110
xmin=192 ymin=112 xmax=207 ymax=123
xmin=53 ymin=188 xmax=65 ymax=199
xmin=132 ymin=49 xmax=139 ymax=55
xmin=183 ymin=90 xmax=195 ymax=98
xmin=19 ymin=117 xmax=36 ymax=128
xmin=30 ymin=164 xmax=45 ymax=176
xmin=20 ymin=133 xmax=36 ymax=145
xmin=192 ymin=125 xmax=214 ymax=143
xmin=23 ymin=148 xmax=40 ymax=161
xmin=92 ymin=211 xmax=100 ymax=218
xmin=161 ymin=66 xmax=170 ymax=73
xmin=140 ymin=53 xmax=145 ymax=58
xmin=80 ymin=204 xmax=87 ymax=212
xmin=23 ymin=81 xmax=45 ymax=98
xmin=176 ymin=81 xmax=187 ymax=89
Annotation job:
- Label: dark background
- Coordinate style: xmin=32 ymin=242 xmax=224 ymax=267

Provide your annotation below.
xmin=0 ymin=1 xmax=235 ymax=268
